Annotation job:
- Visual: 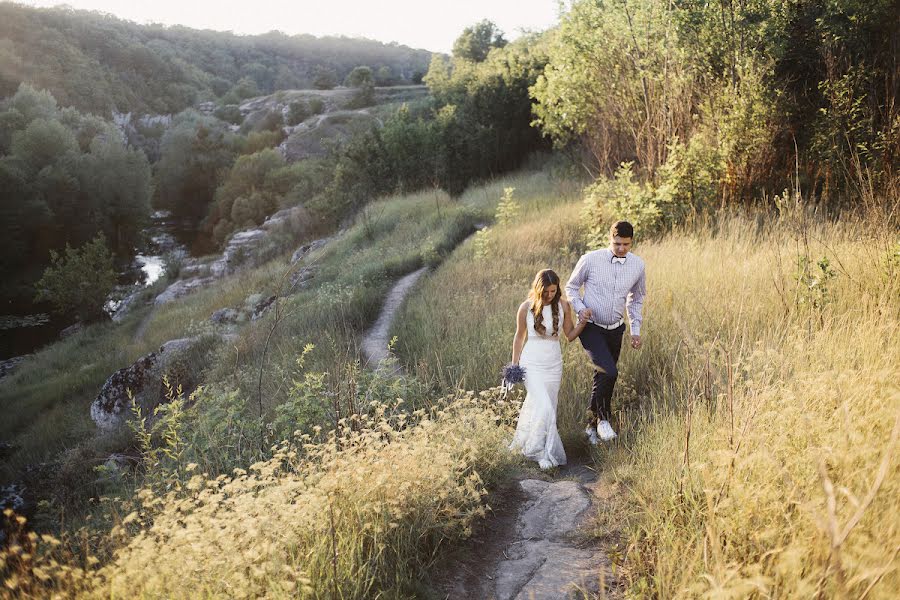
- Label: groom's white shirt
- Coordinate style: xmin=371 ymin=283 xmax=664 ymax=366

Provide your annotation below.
xmin=565 ymin=248 xmax=647 ymax=335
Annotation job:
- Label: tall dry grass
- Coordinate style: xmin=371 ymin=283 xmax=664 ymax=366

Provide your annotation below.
xmin=1 ymin=392 xmax=519 ymax=598
xmin=608 ymin=209 xmax=899 ymax=598
xmin=397 ymin=186 xmax=899 ymax=597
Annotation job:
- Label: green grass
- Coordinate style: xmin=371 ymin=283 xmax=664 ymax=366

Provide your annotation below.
xmin=0 ymin=179 xmax=483 ymax=496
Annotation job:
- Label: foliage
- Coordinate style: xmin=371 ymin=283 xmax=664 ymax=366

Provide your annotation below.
xmin=213 ymin=104 xmax=243 ymax=126
xmin=533 ymin=0 xmax=898 ymax=204
xmin=154 ymin=110 xmax=239 ymax=220
xmin=452 ymin=19 xmax=508 ymax=62
xmin=583 ymin=162 xmax=674 ymax=242
xmin=33 ymin=235 xmax=117 ymax=322
xmin=344 ymin=66 xmax=374 ymax=88
xmin=3 ymin=391 xmax=518 ymax=598
xmin=312 ymin=65 xmax=338 ymax=90
xmin=0 ymin=3 xmax=432 ymax=114
xmin=209 ymin=148 xmax=293 ymax=244
xmin=286 ymin=100 xmax=311 ymax=126
xmin=0 ymin=84 xmax=151 ymax=302
xmin=424 ymin=34 xmax=551 ymax=195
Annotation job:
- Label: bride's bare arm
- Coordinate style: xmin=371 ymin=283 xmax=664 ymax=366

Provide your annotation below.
xmin=511 ymin=301 xmax=529 ymax=364
xmin=562 ymin=299 xmax=588 ymax=342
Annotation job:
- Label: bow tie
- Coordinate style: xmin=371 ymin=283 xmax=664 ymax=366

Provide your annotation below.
xmin=611 ymin=256 xmax=626 ymax=264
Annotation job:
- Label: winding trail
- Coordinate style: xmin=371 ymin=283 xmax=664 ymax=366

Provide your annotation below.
xmin=435 ymin=462 xmax=623 ymax=599
xmin=360 ymin=267 xmax=429 ymax=371
xmin=361 ymin=265 xmax=624 ymax=598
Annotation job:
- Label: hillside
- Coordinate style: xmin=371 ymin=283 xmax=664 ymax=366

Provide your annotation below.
xmin=3 ymin=166 xmax=897 ymax=598
xmin=0 ymin=3 xmax=434 ymax=115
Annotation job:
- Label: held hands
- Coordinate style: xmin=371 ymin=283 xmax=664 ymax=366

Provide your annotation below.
xmin=578 ymin=308 xmax=593 ymax=323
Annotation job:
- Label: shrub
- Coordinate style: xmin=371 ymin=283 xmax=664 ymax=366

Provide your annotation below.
xmin=583 ymin=162 xmax=677 ymax=243
xmin=33 ymin=235 xmax=116 ymax=322
xmin=213 ymin=104 xmax=243 ymax=125
xmin=286 ymin=100 xmax=310 ymax=126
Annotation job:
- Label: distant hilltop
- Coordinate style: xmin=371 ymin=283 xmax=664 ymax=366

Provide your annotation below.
xmin=0 ymin=3 xmax=436 ymax=116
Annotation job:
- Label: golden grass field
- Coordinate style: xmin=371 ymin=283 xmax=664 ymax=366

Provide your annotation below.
xmin=3 ymin=170 xmax=898 ymax=598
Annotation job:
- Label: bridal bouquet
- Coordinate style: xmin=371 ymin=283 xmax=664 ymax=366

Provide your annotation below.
xmin=500 ymin=363 xmax=526 ymax=396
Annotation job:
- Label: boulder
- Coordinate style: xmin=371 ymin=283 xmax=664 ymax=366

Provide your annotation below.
xmin=290 ymin=237 xmax=330 ymax=264
xmin=250 ymin=295 xmax=277 ymax=321
xmin=0 ymin=356 xmax=27 ymax=379
xmin=59 ymin=322 xmax=84 ymax=339
xmin=154 ymin=276 xmax=215 ymax=305
xmin=90 ymin=336 xmax=208 ymax=431
xmin=210 ymin=308 xmax=240 ymax=325
xmin=289 ymin=266 xmax=317 ymax=291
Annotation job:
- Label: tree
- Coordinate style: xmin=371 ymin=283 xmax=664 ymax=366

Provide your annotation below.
xmin=34 ymin=235 xmax=117 ymax=322
xmin=155 ymin=111 xmax=238 ymax=220
xmin=344 ymin=66 xmax=374 ymax=88
xmin=312 ymin=66 xmax=338 ymax=90
xmin=452 ymin=20 xmax=507 ymax=63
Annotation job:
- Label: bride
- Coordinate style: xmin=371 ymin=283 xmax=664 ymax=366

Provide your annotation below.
xmin=509 ymin=269 xmax=590 ymax=469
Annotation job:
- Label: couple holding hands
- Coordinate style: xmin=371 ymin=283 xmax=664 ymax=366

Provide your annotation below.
xmin=508 ymin=221 xmax=647 ymax=469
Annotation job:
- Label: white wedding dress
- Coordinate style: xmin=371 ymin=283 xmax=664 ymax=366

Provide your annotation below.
xmin=509 ymin=304 xmax=567 ymax=468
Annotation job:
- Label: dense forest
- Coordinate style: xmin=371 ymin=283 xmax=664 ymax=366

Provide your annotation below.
xmin=0 ymin=3 xmax=432 ymax=115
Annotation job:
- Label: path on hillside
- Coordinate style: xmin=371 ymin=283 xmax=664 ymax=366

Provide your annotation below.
xmin=434 ymin=462 xmax=623 ymax=599
xmin=360 ymin=267 xmax=429 ymax=371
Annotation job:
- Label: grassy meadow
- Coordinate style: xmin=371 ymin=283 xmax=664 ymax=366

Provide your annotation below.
xmin=2 ymin=165 xmax=897 ymax=599
xmin=395 ymin=185 xmax=900 ymax=597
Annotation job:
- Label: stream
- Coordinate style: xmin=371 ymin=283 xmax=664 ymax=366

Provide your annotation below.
xmin=0 ymin=211 xmax=214 ymax=364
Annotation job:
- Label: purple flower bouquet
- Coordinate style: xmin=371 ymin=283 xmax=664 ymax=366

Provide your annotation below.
xmin=501 ymin=363 xmax=526 ymax=386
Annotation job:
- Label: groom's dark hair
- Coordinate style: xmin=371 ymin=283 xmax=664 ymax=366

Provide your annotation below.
xmin=610 ymin=221 xmax=634 ymax=239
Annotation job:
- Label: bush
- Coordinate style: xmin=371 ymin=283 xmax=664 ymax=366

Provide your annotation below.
xmin=33 ymin=235 xmax=116 ymax=322
xmin=286 ymin=100 xmax=310 ymax=126
xmin=583 ymin=162 xmax=677 ymax=243
xmin=308 ymin=98 xmax=325 ymax=115
xmin=213 ymin=104 xmax=243 ymax=125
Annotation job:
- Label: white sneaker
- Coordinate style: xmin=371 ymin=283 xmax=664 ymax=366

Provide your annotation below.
xmin=585 ymin=426 xmax=599 ymax=446
xmin=538 ymin=459 xmax=553 ymax=470
xmin=597 ymin=420 xmax=617 ymax=442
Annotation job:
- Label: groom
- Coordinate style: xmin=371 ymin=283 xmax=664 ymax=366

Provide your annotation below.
xmin=565 ymin=220 xmax=646 ymax=444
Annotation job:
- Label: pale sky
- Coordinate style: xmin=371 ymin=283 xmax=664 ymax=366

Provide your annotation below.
xmin=19 ymin=1 xmax=565 ymax=53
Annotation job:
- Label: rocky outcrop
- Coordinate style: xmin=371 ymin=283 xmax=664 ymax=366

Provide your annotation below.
xmin=290 ymin=237 xmax=330 ymax=264
xmin=90 ymin=336 xmax=210 ymax=431
xmin=154 ymin=206 xmax=311 ymax=305
xmin=154 ymin=276 xmax=216 ymax=305
xmin=209 ymin=293 xmax=278 ymax=327
xmin=0 ymin=356 xmax=27 ymax=379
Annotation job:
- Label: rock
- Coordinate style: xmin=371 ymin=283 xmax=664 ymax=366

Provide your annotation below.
xmin=250 ymin=295 xmax=277 ymax=321
xmin=110 ymin=288 xmax=146 ymax=322
xmin=196 ymin=101 xmax=216 ymax=115
xmin=59 ymin=322 xmax=84 ymax=339
xmin=154 ymin=276 xmax=215 ymax=305
xmin=516 ymin=480 xmax=592 ymax=541
xmin=90 ymin=336 xmax=208 ymax=430
xmin=491 ymin=479 xmax=606 ymax=600
xmin=0 ymin=484 xmax=26 ymax=514
xmin=0 ymin=356 xmax=27 ymax=379
xmin=288 ymin=266 xmax=317 ymax=291
xmin=210 ymin=308 xmax=240 ymax=325
xmin=290 ymin=237 xmax=330 ymax=264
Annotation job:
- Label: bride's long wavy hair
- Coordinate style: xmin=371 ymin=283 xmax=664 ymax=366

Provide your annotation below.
xmin=528 ymin=269 xmax=561 ymax=336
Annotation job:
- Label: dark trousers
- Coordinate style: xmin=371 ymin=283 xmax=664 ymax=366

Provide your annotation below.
xmin=578 ymin=322 xmax=625 ymax=425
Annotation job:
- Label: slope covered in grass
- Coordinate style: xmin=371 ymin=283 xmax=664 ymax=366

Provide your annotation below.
xmin=395 ymin=188 xmax=900 ymax=597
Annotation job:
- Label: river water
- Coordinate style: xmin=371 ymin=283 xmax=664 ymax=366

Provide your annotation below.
xmin=0 ymin=211 xmax=213 ymax=362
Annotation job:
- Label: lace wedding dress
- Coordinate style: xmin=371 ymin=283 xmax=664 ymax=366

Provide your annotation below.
xmin=509 ymin=304 xmax=567 ymax=469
